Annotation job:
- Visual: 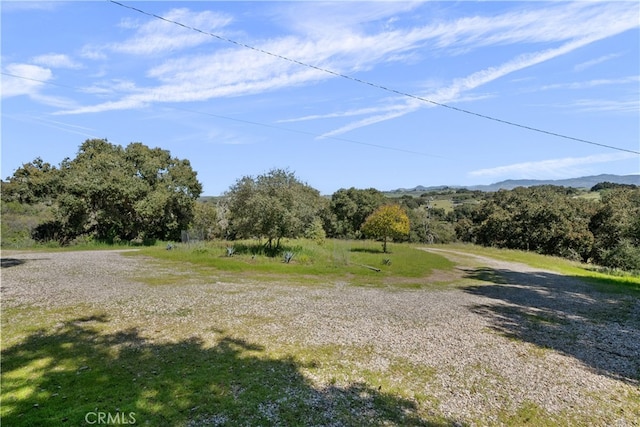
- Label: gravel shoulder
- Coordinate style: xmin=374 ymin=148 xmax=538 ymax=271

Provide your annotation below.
xmin=2 ymin=248 xmax=639 ymax=425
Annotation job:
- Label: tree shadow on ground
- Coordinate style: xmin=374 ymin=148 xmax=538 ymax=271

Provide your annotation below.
xmin=350 ymin=247 xmax=385 ymax=254
xmin=0 ymin=258 xmax=26 ymax=268
xmin=1 ymin=315 xmax=456 ymax=426
xmin=463 ymin=267 xmax=640 ymax=385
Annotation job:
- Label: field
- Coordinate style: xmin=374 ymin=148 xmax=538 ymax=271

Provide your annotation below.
xmin=1 ymin=240 xmax=639 ymax=426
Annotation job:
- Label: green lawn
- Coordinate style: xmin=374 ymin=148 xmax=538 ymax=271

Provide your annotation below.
xmin=129 ymin=239 xmax=456 ymax=288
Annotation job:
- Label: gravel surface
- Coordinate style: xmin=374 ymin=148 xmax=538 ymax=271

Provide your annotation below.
xmin=2 ymin=248 xmax=639 ymax=425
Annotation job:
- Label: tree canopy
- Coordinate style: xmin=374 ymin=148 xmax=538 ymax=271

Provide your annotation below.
xmin=468 ymin=186 xmax=595 ymax=261
xmin=2 ymin=157 xmax=61 ymax=205
xmin=452 ymin=185 xmax=640 ymax=270
xmin=589 ymin=188 xmax=640 ymax=270
xmin=225 ymin=168 xmax=324 ymax=251
xmin=329 ymin=187 xmax=387 ymax=238
xmin=4 ymin=139 xmax=202 ymax=244
xmin=360 ymin=204 xmax=410 ymax=253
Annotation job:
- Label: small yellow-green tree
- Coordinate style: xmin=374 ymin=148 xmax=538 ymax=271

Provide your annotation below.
xmin=361 ymin=204 xmax=410 ymax=253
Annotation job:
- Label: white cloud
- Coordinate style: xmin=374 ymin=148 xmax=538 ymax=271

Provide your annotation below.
xmin=2 ymin=63 xmax=79 ymax=108
xmin=109 ymin=8 xmax=233 ymax=55
xmin=444 ymin=3 xmax=635 ymax=50
xmin=31 ymin=53 xmax=82 ymax=69
xmin=320 ymin=35 xmax=613 ymax=137
xmin=574 ymin=53 xmax=622 ymax=72
xmin=56 ymin=66 xmax=327 ymax=115
xmin=564 ymin=98 xmax=640 ymax=114
xmin=317 ymin=2 xmax=639 ymax=137
xmin=54 ymin=98 xmax=147 ymax=115
xmin=469 ymin=153 xmax=638 ymax=179
xmin=56 ymin=1 xmax=639 ymax=118
xmin=277 ymin=102 xmax=411 ymax=123
xmin=297 ymin=2 xmax=421 ymax=30
xmin=80 ymin=45 xmax=108 ymax=61
xmin=539 ymin=76 xmax=640 ymax=91
xmin=319 ymin=100 xmax=422 ymax=138
xmin=1 ymin=63 xmax=52 ymax=98
xmin=82 ymin=79 xmax=141 ymax=97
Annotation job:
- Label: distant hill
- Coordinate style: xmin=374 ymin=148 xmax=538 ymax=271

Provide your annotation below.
xmin=389 ymin=174 xmax=640 ymax=194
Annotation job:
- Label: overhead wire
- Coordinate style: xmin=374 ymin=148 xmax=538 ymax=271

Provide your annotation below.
xmin=170 ymin=105 xmax=445 ymax=158
xmin=1 ymin=71 xmax=441 ymax=158
xmin=106 ymin=0 xmax=640 ymax=156
xmin=2 ymin=71 xmax=80 ymax=90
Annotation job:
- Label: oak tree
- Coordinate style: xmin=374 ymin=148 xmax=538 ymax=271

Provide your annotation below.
xmin=225 ymin=168 xmax=323 ymax=252
xmin=7 ymin=139 xmax=202 ymax=244
xmin=329 ymin=187 xmax=387 ymax=238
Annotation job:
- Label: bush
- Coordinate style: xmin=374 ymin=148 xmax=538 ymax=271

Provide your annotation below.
xmin=600 ymin=239 xmax=640 ymax=272
xmin=304 ymin=219 xmax=326 ymax=246
xmin=1 ymin=200 xmax=53 ymax=248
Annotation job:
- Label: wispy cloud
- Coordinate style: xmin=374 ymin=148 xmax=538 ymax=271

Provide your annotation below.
xmin=312 ymin=2 xmax=639 ymax=137
xmin=280 ymin=92 xmax=492 ymax=126
xmin=574 ymin=53 xmax=622 ymax=72
xmin=281 ymin=2 xmax=422 ymax=36
xmin=109 ymin=8 xmax=233 ymax=56
xmin=563 ymin=98 xmax=639 ymax=114
xmin=538 ymin=76 xmax=639 ymax=91
xmin=31 ymin=53 xmax=82 ymax=69
xmin=54 ymin=1 xmax=638 ymax=118
xmin=277 ymin=102 xmax=410 ymax=123
xmin=469 ymin=152 xmax=638 ymax=179
xmin=81 ymin=79 xmax=141 ymax=97
xmin=79 ymin=8 xmax=232 ymax=60
xmin=320 ymin=34 xmax=617 ymax=137
xmin=4 ymin=114 xmax=101 ymax=140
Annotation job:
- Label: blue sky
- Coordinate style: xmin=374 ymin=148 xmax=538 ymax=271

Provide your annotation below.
xmin=2 ymin=1 xmax=639 ymax=195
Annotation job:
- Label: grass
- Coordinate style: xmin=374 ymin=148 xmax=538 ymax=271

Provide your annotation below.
xmin=127 ymin=239 xmax=456 ymax=288
xmin=430 ymin=199 xmax=454 ymax=212
xmin=574 ymin=191 xmax=601 ymax=201
xmin=1 ymin=308 xmax=449 ymax=427
xmin=437 ymin=243 xmax=640 ymax=293
xmin=0 ymin=239 xmax=148 ymax=252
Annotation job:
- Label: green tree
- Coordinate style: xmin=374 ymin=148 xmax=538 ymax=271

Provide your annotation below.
xmin=329 ymin=187 xmax=387 ymax=238
xmin=190 ymin=200 xmax=219 ymax=240
xmin=20 ymin=139 xmax=202 ymax=244
xmin=361 ymin=204 xmax=410 ymax=253
xmin=591 ymin=181 xmax=638 ymax=191
xmin=2 ymin=158 xmax=61 ymax=204
xmin=225 ymin=168 xmax=323 ymax=252
xmin=408 ymin=205 xmax=456 ymax=244
xmin=590 ymin=188 xmax=640 ymax=270
xmin=469 ymin=186 xmax=595 ymax=261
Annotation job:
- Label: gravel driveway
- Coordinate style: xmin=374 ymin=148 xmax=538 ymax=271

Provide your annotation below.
xmin=2 ymin=248 xmax=639 ymax=425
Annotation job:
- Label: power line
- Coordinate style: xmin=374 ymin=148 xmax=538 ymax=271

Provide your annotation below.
xmin=169 ymin=105 xmax=444 ymax=158
xmin=1 ymin=71 xmax=79 ymax=90
xmin=1 ymin=71 xmax=441 ymax=158
xmin=107 ymin=0 xmax=640 ymax=156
